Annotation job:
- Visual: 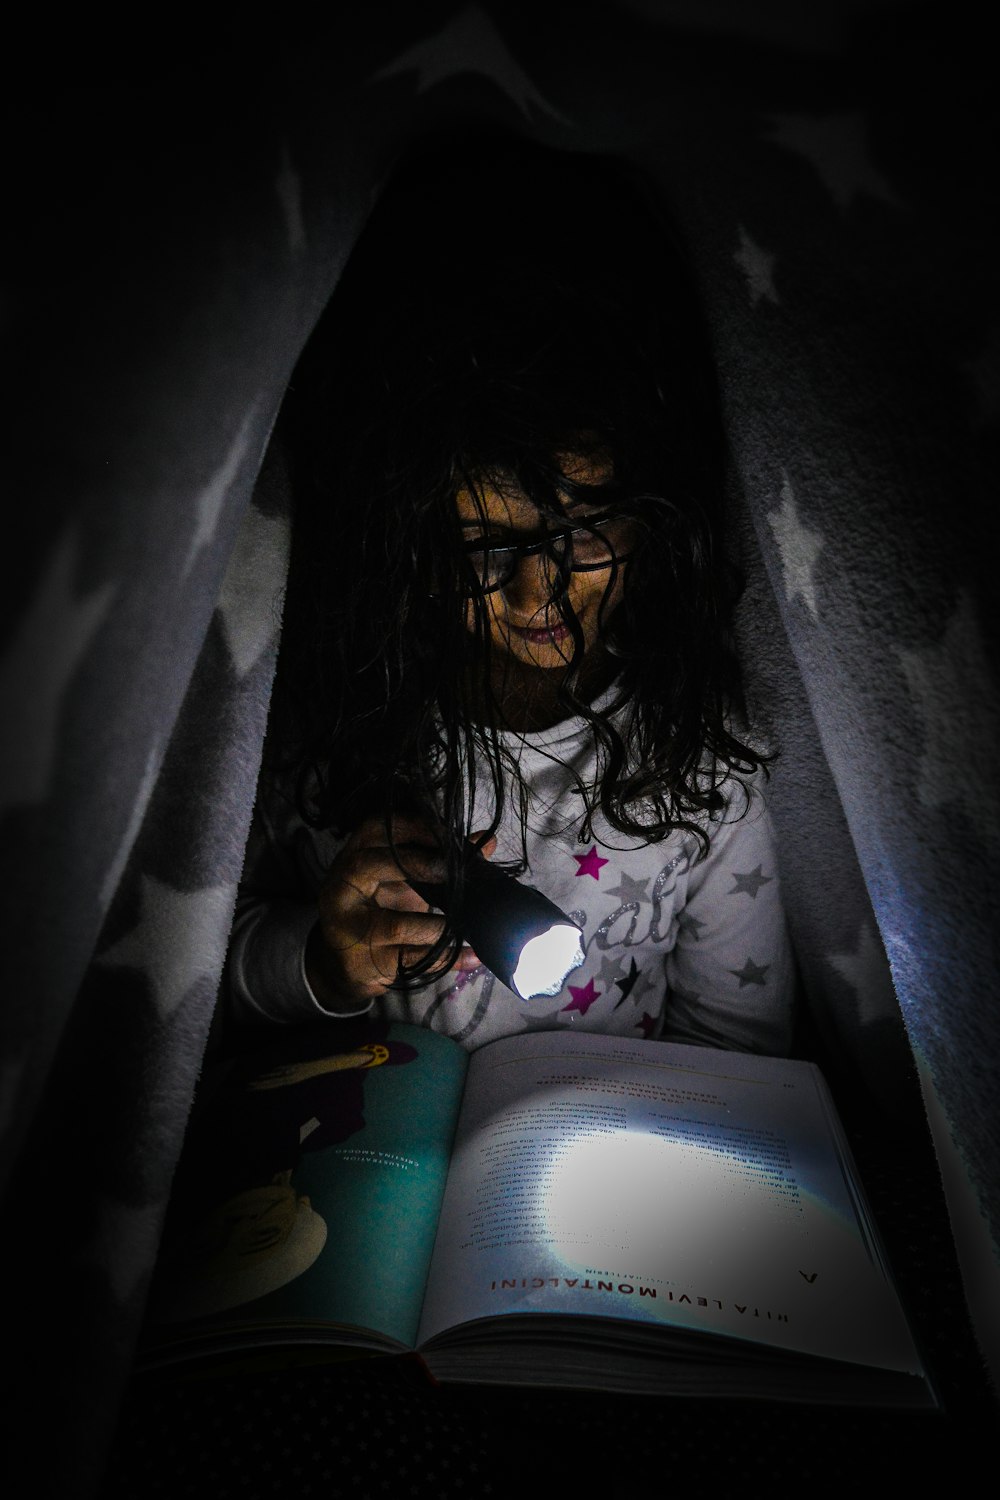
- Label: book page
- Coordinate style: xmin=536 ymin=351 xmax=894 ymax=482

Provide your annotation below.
xmin=145 ymin=1020 xmax=467 ymax=1354
xmin=416 ymin=1032 xmax=922 ymax=1375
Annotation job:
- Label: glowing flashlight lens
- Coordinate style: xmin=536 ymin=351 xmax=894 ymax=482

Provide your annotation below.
xmin=512 ymin=923 xmax=585 ymax=1000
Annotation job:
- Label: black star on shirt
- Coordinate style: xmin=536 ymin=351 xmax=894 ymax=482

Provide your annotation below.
xmin=614 ymin=958 xmax=640 ymax=1007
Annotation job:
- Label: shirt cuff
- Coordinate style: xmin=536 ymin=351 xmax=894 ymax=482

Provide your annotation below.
xmin=229 ymin=898 xmax=373 ymax=1024
xmin=300 ymin=938 xmax=375 ymax=1018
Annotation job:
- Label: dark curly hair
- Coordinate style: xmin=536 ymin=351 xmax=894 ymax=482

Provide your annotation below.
xmin=272 ymin=125 xmax=765 ymax=982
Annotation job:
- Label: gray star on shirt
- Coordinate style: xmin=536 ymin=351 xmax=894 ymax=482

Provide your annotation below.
xmin=676 ymin=912 xmax=705 ymax=941
xmin=729 ymin=957 xmax=770 ymax=989
xmin=604 ymin=871 xmax=650 ymax=905
xmin=597 ymin=952 xmax=624 ymax=991
xmin=729 ymin=864 xmax=773 ymax=899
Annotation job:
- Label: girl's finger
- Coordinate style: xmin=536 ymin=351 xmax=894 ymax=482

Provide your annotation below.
xmin=347 ymin=813 xmax=441 ymax=851
xmin=453 ymin=946 xmax=484 ymax=971
xmin=339 ymin=845 xmax=447 ymax=903
xmin=369 ymin=908 xmax=448 ymax=953
xmin=389 ymin=944 xmax=458 ymax=976
xmin=373 ymin=878 xmax=436 ymax=914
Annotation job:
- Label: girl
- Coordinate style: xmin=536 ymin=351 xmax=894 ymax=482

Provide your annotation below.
xmin=227 ymin=129 xmax=794 ymax=1056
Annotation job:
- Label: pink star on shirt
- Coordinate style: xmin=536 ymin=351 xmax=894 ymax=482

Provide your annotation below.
xmin=637 ymin=1011 xmax=658 ymax=1038
xmin=562 ymin=978 xmax=601 ymax=1016
xmin=573 ymin=845 xmax=609 ymax=881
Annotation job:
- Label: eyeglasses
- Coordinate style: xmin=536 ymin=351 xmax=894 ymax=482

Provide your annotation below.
xmin=461 ymin=511 xmax=636 ymax=596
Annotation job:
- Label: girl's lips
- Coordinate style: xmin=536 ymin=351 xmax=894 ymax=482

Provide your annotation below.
xmin=513 ymin=621 xmax=571 ymax=644
xmin=508 ymin=609 xmax=584 ymax=645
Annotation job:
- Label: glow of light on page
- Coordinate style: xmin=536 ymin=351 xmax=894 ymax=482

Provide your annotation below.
xmin=543 ymin=1128 xmax=795 ymax=1279
xmin=512 ymin=923 xmax=585 ymax=999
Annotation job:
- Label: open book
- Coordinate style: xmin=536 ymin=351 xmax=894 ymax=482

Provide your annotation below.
xmin=141 ymin=1018 xmax=935 ymax=1407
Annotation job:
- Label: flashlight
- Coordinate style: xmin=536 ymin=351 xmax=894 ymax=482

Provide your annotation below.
xmin=410 ymin=849 xmax=585 ymax=1000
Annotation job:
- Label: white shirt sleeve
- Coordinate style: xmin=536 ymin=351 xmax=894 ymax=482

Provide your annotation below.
xmin=226 ymin=785 xmax=373 ymax=1026
xmin=662 ymin=783 xmax=795 ymax=1055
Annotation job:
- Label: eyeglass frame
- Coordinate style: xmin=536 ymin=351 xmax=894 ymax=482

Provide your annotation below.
xmin=458 ymin=509 xmax=637 ymax=597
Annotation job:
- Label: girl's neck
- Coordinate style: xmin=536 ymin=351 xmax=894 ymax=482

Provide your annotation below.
xmin=480 ymin=644 xmax=619 ymax=733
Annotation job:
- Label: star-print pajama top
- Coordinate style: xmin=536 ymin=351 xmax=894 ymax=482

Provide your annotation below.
xmin=228 ymin=701 xmax=795 ymax=1055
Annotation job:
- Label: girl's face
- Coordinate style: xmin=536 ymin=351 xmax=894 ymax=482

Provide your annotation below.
xmin=456 ymin=454 xmax=630 ymax=671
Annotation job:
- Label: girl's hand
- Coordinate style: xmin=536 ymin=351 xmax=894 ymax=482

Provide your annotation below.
xmin=306 ymin=817 xmax=497 ymax=1010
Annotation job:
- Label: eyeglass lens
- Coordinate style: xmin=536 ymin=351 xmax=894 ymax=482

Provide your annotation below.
xmin=467 ymin=515 xmax=633 ymax=594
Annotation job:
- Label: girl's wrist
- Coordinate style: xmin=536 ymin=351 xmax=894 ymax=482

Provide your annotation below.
xmin=303 ymin=924 xmax=374 ymax=1017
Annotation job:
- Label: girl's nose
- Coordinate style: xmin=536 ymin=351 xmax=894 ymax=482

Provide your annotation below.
xmin=502 ymin=550 xmax=560 ymax=613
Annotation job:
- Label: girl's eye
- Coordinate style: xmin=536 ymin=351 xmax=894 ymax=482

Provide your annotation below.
xmin=572 ymin=535 xmax=609 ymax=561
xmin=571 ymin=517 xmax=621 ymax=559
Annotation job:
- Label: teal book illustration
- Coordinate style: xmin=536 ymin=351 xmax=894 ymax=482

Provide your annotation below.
xmin=147 ymin=1018 xmax=467 ymax=1353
